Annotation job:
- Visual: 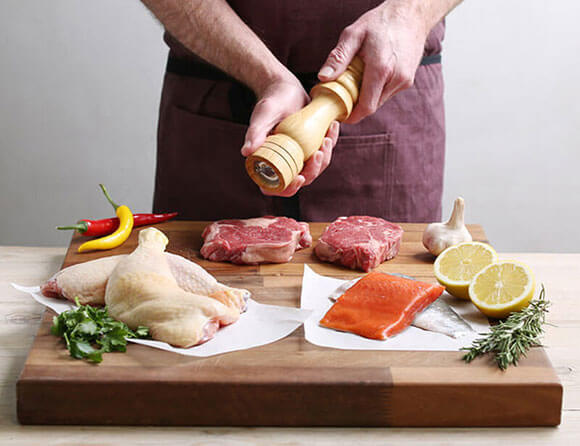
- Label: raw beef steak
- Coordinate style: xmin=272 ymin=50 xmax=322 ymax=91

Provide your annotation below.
xmin=315 ymin=216 xmax=403 ymax=272
xmin=201 ymin=216 xmax=312 ymax=265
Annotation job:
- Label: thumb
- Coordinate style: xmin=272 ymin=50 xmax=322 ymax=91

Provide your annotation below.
xmin=241 ymin=98 xmax=280 ymax=157
xmin=318 ymin=27 xmax=363 ymax=81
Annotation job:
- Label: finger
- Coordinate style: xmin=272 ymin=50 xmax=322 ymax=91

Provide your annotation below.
xmin=318 ymin=26 xmax=363 ymax=82
xmin=379 ymin=56 xmax=415 ymax=105
xmin=380 ymin=72 xmax=415 ymax=106
xmin=241 ymin=99 xmax=280 ymax=156
xmin=260 ymin=175 xmax=306 ymax=197
xmin=326 ymin=121 xmax=340 ymax=146
xmin=346 ymin=63 xmax=391 ymax=124
xmin=319 ymin=137 xmax=334 ymax=172
xmin=378 ymin=78 xmax=406 ymax=106
xmin=302 ymin=151 xmax=324 ymax=186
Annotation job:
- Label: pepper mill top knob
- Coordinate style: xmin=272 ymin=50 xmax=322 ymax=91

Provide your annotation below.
xmin=246 ymin=57 xmax=364 ymax=192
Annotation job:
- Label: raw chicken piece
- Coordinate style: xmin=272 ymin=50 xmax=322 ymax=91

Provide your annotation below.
xmin=41 ymin=255 xmax=124 ymax=305
xmin=41 ymin=253 xmax=249 ymax=312
xmin=320 ymin=272 xmax=444 ymax=339
xmin=166 ymin=252 xmax=249 ymax=312
xmin=105 ymin=228 xmax=240 ymax=347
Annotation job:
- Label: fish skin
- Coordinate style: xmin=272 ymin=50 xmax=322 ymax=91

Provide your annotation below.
xmin=413 ymin=299 xmax=474 ymax=338
xmin=327 ymin=274 xmax=473 ymax=338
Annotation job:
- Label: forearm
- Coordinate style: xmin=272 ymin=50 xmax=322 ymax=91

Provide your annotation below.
xmin=141 ymin=0 xmax=293 ymax=95
xmin=410 ymin=0 xmax=463 ymax=32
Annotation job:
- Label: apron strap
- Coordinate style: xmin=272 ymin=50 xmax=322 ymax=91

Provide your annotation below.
xmin=166 ymin=52 xmax=442 ymax=123
xmin=420 ymin=54 xmax=442 ymax=66
xmin=166 ymin=53 xmax=442 ymax=83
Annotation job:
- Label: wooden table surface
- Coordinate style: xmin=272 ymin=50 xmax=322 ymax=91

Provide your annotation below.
xmin=1 ymin=246 xmax=579 ymax=444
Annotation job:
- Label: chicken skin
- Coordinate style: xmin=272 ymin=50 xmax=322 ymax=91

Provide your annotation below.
xmin=105 ymin=228 xmax=240 ymax=347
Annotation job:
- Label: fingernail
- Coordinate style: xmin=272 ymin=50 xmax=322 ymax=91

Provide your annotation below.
xmin=318 ymin=66 xmax=334 ymax=78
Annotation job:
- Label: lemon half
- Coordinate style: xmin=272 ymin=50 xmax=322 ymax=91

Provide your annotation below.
xmin=468 ymin=261 xmax=535 ymax=319
xmin=434 ymin=242 xmax=498 ymax=299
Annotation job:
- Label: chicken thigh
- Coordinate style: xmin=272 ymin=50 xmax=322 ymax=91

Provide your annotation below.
xmin=41 ymin=255 xmax=124 ymax=305
xmin=42 ymin=246 xmax=249 ymax=312
xmin=105 ymin=228 xmax=240 ymax=347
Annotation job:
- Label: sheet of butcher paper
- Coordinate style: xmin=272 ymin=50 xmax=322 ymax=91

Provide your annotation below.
xmin=13 ymin=284 xmax=311 ymax=357
xmin=301 ymin=265 xmax=491 ymax=351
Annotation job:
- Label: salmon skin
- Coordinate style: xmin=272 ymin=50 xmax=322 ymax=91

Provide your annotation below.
xmin=320 ymin=272 xmax=445 ymax=340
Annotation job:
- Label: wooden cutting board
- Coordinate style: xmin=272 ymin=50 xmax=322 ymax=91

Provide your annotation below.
xmin=17 ymin=221 xmax=562 ymax=426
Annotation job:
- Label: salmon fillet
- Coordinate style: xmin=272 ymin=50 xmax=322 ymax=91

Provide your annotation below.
xmin=320 ymin=272 xmax=445 ymax=339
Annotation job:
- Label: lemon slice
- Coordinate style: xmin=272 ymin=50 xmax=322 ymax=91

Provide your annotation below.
xmin=468 ymin=261 xmax=535 ymax=318
xmin=434 ymin=242 xmax=498 ymax=299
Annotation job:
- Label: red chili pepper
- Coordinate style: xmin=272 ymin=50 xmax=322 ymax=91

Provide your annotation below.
xmin=57 ymin=212 xmax=178 ymax=237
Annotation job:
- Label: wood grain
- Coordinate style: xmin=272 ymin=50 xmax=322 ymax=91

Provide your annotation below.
xmin=15 ymin=222 xmax=562 ymax=427
xmin=2 ymin=248 xmax=578 ymax=444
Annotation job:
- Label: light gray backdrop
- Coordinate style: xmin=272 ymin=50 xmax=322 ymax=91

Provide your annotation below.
xmin=1 ymin=1 xmax=579 ymax=251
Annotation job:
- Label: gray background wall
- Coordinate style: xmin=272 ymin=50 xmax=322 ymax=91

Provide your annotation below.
xmin=1 ymin=1 xmax=579 ymax=251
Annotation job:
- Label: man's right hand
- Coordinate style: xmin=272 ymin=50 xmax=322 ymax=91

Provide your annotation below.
xmin=241 ymin=77 xmax=340 ymax=197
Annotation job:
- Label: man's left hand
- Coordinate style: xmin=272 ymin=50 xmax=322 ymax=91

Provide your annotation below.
xmin=318 ymin=0 xmax=428 ymax=124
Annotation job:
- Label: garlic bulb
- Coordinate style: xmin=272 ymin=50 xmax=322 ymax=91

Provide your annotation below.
xmin=422 ymin=197 xmax=472 ymax=255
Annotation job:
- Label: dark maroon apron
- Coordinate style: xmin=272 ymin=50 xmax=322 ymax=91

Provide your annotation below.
xmin=153 ymin=0 xmax=445 ymax=222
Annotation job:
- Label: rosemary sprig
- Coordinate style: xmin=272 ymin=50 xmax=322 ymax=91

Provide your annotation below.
xmin=461 ymin=285 xmax=550 ymax=370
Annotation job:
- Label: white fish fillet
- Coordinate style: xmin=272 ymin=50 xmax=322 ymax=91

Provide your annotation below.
xmin=327 ymin=274 xmax=473 ymax=339
xmin=412 ymin=299 xmax=473 ymax=338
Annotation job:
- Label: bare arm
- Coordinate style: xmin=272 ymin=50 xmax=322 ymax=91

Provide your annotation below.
xmin=141 ymin=0 xmax=293 ymax=96
xmin=141 ymin=0 xmax=340 ymax=196
xmin=418 ymin=0 xmax=463 ymax=30
xmin=319 ymin=0 xmax=463 ymax=123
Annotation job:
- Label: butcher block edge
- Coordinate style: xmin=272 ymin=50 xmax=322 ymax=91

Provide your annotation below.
xmin=17 ymin=221 xmax=563 ymax=427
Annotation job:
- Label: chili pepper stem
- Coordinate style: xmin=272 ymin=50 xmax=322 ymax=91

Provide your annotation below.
xmin=57 ymin=222 xmax=89 ymax=233
xmin=99 ymin=184 xmax=119 ymax=210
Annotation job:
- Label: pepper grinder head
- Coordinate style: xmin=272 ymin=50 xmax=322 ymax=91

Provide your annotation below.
xmin=245 ymin=57 xmax=364 ymax=192
xmin=245 ymin=134 xmax=304 ymax=191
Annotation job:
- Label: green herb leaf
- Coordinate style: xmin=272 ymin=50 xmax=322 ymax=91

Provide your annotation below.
xmin=76 ymin=320 xmax=98 ymax=336
xmin=133 ymin=326 xmax=150 ymax=338
xmin=461 ymin=285 xmax=550 ymax=370
xmin=50 ymin=299 xmax=150 ymax=364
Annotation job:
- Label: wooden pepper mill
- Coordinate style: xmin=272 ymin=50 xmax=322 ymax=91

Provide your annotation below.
xmin=245 ymin=57 xmax=364 ymax=192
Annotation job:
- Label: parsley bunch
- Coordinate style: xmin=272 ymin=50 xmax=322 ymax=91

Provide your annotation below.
xmin=462 ymin=285 xmax=550 ymax=370
xmin=51 ymin=298 xmax=149 ymax=363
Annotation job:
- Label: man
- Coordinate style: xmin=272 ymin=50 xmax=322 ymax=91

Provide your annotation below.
xmin=142 ymin=0 xmax=462 ymax=222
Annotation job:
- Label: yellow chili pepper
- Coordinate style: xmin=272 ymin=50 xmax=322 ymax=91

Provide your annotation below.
xmin=78 ymin=184 xmax=134 ymax=253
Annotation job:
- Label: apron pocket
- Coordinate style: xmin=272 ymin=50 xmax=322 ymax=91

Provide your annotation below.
xmin=154 ymin=106 xmax=272 ymax=220
xmin=299 ymin=133 xmax=393 ymax=221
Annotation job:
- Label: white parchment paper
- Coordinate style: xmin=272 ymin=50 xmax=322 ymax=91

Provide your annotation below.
xmin=13 ymin=284 xmax=311 ymax=357
xmin=300 ymin=265 xmax=490 ymax=351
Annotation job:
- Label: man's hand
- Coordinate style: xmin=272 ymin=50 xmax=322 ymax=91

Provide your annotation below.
xmin=318 ymin=0 xmax=429 ymax=124
xmin=241 ymin=77 xmax=340 ymax=197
